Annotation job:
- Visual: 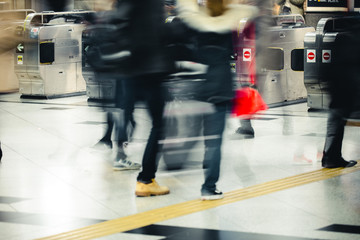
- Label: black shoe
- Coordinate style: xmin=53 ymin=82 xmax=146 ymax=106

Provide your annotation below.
xmin=235 ymin=127 xmax=254 ymax=138
xmin=322 ymin=157 xmax=357 ymax=168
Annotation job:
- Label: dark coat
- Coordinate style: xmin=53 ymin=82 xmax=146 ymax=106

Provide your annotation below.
xmin=196 ymin=31 xmax=234 ymax=103
xmin=176 ymin=2 xmax=259 ymax=103
xmin=126 ymin=0 xmax=175 ymax=77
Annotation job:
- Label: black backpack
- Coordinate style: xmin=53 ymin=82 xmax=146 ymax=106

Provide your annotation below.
xmin=83 ymin=6 xmax=132 ymax=73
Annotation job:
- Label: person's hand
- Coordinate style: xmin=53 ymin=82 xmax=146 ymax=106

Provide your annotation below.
xmin=273 ymin=3 xmax=281 ymax=15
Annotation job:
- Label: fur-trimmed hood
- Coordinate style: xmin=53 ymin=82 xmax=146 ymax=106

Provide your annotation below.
xmin=177 ymin=0 xmax=259 ymax=33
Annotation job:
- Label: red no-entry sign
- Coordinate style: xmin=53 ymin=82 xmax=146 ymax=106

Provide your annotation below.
xmin=322 ymin=50 xmax=331 ymax=63
xmin=308 ymin=52 xmax=315 ymax=60
xmin=323 ymin=52 xmax=330 ymax=60
xmin=307 ymin=50 xmax=316 ymax=63
xmin=243 ymin=48 xmax=252 ymax=62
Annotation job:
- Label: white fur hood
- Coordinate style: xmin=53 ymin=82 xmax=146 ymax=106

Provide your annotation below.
xmin=177 ymin=0 xmax=259 ymax=33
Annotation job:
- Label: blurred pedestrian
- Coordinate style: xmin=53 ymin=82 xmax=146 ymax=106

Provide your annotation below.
xmin=234 ymin=0 xmax=273 ymax=138
xmin=85 ymin=0 xmax=141 ymax=170
xmin=320 ymin=26 xmax=359 ymax=168
xmin=178 ymin=0 xmax=258 ymax=200
xmin=94 ymin=76 xmax=139 ymax=171
xmin=117 ymin=0 xmax=175 ymax=197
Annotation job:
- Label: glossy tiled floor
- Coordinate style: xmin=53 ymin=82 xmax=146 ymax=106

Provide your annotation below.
xmin=0 ymin=92 xmax=359 ymax=240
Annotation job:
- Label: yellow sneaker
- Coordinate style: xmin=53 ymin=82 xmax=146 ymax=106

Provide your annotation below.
xmin=135 ymin=179 xmax=170 ymax=197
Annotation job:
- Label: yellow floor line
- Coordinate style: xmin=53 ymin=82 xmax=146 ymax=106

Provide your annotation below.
xmin=37 ymin=165 xmax=360 ymax=240
xmin=346 ymin=121 xmax=360 ymax=127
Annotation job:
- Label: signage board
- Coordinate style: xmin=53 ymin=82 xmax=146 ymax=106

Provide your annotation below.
xmin=307 ymin=0 xmax=348 ymax=12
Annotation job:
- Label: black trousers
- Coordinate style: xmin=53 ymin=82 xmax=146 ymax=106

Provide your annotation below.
xmin=122 ymin=75 xmax=165 ymax=183
xmin=323 ymin=108 xmax=352 ymax=161
xmin=201 ymin=102 xmax=227 ymax=193
xmin=97 ymin=74 xmax=134 ymax=146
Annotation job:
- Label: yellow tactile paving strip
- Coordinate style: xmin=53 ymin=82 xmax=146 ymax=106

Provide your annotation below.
xmin=38 ymin=165 xmax=360 ymax=240
xmin=347 ymin=121 xmax=360 ymax=127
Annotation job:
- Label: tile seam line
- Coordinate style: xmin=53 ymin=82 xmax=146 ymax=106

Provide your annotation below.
xmin=36 ymin=164 xmax=360 ymax=240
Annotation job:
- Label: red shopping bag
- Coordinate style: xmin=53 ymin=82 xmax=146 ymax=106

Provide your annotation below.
xmin=231 ymin=87 xmax=268 ymax=118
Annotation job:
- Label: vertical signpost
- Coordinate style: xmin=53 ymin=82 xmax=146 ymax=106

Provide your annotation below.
xmin=305 ymin=1 xmax=350 ymax=29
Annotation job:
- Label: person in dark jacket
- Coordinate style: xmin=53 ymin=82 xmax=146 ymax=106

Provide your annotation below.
xmin=87 ymin=1 xmax=141 ymax=171
xmin=118 ymin=0 xmax=175 ymax=197
xmin=178 ymin=0 xmax=258 ymax=200
xmin=320 ymin=26 xmax=359 ymax=168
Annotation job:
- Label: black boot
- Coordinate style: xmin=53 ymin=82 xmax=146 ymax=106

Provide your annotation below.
xmin=322 ymin=155 xmax=357 ymax=168
xmin=322 ymin=109 xmax=357 ymax=168
xmin=235 ymin=119 xmax=254 ymax=138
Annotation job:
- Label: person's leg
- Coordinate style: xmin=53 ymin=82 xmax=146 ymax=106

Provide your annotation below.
xmin=127 ymin=114 xmax=136 ymax=143
xmin=322 ymin=108 xmax=357 ymax=168
xmin=201 ymin=102 xmax=227 ymax=200
xmin=113 ymin=78 xmax=140 ymax=170
xmin=236 ymin=118 xmax=254 ymax=138
xmin=115 ymin=78 xmax=134 ymax=147
xmin=96 ymin=111 xmax=114 ymax=148
xmin=135 ymin=76 xmax=169 ymax=197
xmin=94 ymin=74 xmax=114 ymax=149
xmin=137 ymin=78 xmax=165 ymax=182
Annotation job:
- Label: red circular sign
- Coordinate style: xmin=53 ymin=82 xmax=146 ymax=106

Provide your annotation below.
xmin=308 ymin=52 xmax=315 ymax=60
xmin=323 ymin=52 xmax=330 ymax=60
xmin=244 ymin=51 xmax=251 ymax=59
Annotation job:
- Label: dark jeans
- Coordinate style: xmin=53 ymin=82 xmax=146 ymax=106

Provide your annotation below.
xmin=122 ymin=75 xmax=165 ymax=183
xmin=116 ymin=79 xmax=136 ymax=145
xmin=201 ymin=102 xmax=228 ymax=193
xmin=99 ymin=76 xmax=135 ymax=146
xmin=323 ymin=108 xmax=351 ymax=161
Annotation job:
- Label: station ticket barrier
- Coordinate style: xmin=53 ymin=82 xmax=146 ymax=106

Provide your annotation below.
xmin=81 ymin=16 xmax=119 ymax=101
xmin=81 ymin=49 xmax=116 ymax=101
xmin=83 ymin=72 xmax=116 ymax=101
xmin=14 ymin=11 xmax=93 ymax=98
xmin=233 ymin=14 xmax=315 ymax=106
xmin=303 ymin=15 xmax=360 ymax=109
xmin=0 ymin=9 xmax=35 ymax=93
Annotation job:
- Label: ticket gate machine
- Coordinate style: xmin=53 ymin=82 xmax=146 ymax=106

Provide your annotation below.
xmin=304 ymin=16 xmax=360 ymax=109
xmin=14 ymin=11 xmax=93 ymax=98
xmin=81 ymin=18 xmax=118 ymax=101
xmin=0 ymin=9 xmax=35 ymax=93
xmin=233 ymin=14 xmax=315 ymax=105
